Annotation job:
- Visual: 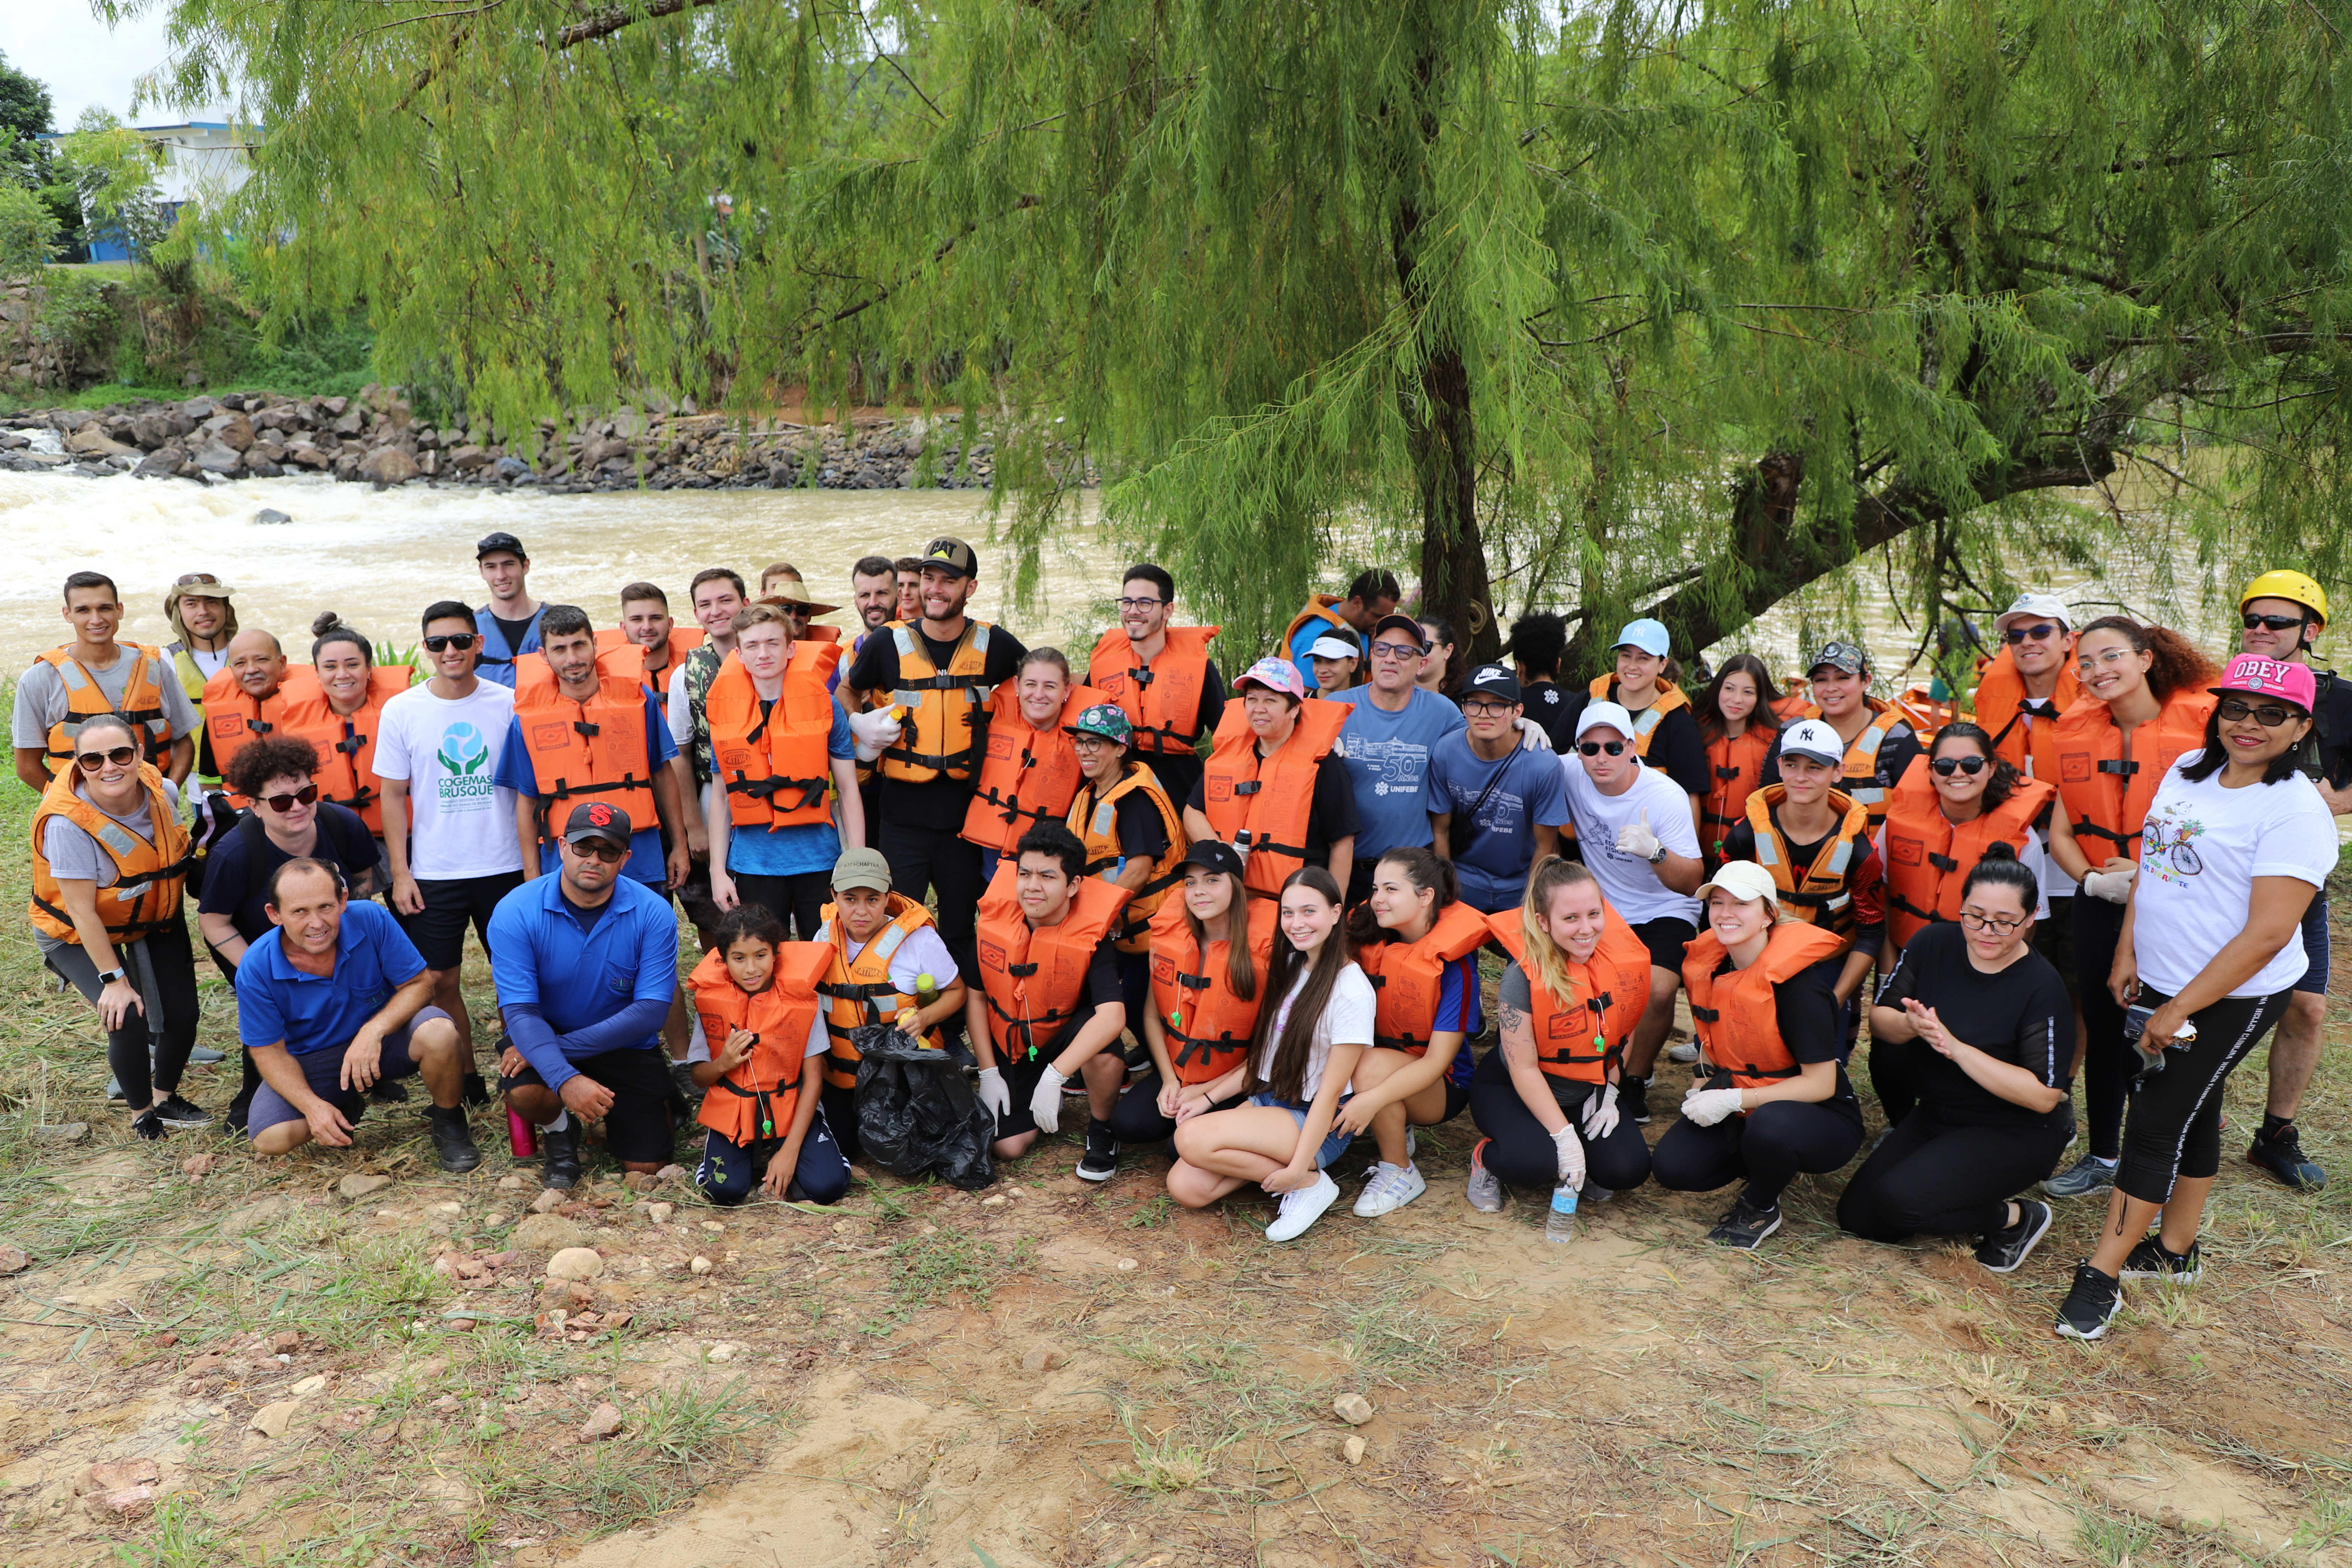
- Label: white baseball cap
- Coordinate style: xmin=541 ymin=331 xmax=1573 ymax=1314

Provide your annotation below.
xmin=1577 ymin=700 xmax=1636 ymax=740
xmin=1779 ymin=719 xmax=1844 ymax=767
xmin=1696 ymin=859 xmax=1779 ymax=910
xmin=1308 ymin=635 xmax=1360 ymax=661
xmin=1995 ymin=592 xmax=2073 ymax=633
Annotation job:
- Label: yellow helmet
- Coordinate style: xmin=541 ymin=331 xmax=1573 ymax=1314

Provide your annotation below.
xmin=2240 ymin=569 xmax=2328 ymax=629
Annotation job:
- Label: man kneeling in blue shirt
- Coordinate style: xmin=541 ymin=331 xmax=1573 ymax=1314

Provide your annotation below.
xmin=237 ymin=858 xmax=481 ymax=1171
xmin=492 ymin=803 xmax=682 ymax=1190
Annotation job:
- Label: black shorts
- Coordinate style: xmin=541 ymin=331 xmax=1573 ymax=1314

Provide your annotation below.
xmin=2295 ymin=894 xmax=2331 ymax=997
xmin=989 ymin=1049 xmax=1061 ymax=1139
xmin=2033 ymin=896 xmax=2079 ymax=1000
xmin=1630 ymin=916 xmax=1698 ymax=974
xmin=400 ymin=871 xmax=526 ymax=971
xmin=500 ymin=1046 xmax=680 ymax=1164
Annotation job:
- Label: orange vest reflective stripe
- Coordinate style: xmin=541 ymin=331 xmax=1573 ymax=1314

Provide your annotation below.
xmin=1881 ymin=761 xmax=2055 ymax=949
xmin=1681 ymin=923 xmax=1848 ymax=1090
xmin=39 ymin=644 xmax=178 ymax=773
xmin=1068 ymin=761 xmax=1185 ymax=950
xmin=879 ymin=620 xmax=995 ymax=784
xmin=594 ymin=626 xmax=706 ymax=709
xmin=1486 ymin=905 xmax=1654 ymax=1084
xmin=686 ymin=942 xmax=832 ymax=1145
xmin=1796 ymin=695 xmax=1904 ymax=833
xmin=28 ymin=761 xmax=194 ymax=944
xmin=2051 ymin=689 xmax=2214 ymax=863
xmin=1354 ymin=900 xmax=1491 ymax=1055
xmin=1199 ymin=698 xmax=1350 ymax=897
xmin=973 ymin=863 xmax=1131 ymax=1063
xmin=961 ymin=683 xmax=1106 ymax=852
xmin=202 ymin=665 xmax=320 ymax=805
xmin=704 ymin=643 xmax=842 ymax=831
xmin=1146 ymin=896 xmax=1279 ymax=1084
xmin=278 ymin=668 xmax=411 ymax=834
xmin=1587 ymin=676 xmax=1692 ymax=757
xmin=1281 ymin=596 xmax=1351 ymax=660
xmin=1088 ymin=626 xmax=1221 ymax=757
xmin=1701 ymin=725 xmax=1773 ymax=857
xmin=1741 ymin=784 xmax=1871 ymax=945
xmin=512 ymin=659 xmax=661 ymax=837
xmin=815 ymin=894 xmax=945 ymax=1091
xmin=1971 ymin=646 xmax=2080 ymax=778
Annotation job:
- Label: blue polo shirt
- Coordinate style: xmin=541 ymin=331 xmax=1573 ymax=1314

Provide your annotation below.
xmin=235 ymin=900 xmax=428 ymax=1057
xmin=492 ymin=698 xmax=681 ymax=884
xmin=486 ymin=873 xmax=679 ymax=1089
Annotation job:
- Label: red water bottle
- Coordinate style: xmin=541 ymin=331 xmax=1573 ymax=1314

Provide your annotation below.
xmin=507 ymin=1108 xmax=538 ymax=1158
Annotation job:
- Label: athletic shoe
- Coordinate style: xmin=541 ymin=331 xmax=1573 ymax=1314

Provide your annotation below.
xmin=1265 ymin=1171 xmax=1341 ymax=1242
xmin=429 ymin=1106 xmax=482 ymax=1174
xmin=668 ymin=1059 xmax=703 ymax=1107
xmin=2119 ymin=1233 xmax=2202 ymax=1285
xmin=2248 ymin=1124 xmax=2327 ymax=1190
xmin=1975 ymin=1199 xmax=2053 ymax=1274
xmin=2041 ymin=1153 xmax=2116 ymax=1199
xmin=1583 ymin=1185 xmax=1615 ymax=1204
xmin=541 ymin=1122 xmax=583 ymax=1190
xmin=129 ymin=1108 xmax=166 ymax=1142
xmin=150 ymin=1094 xmax=211 ymax=1130
xmin=367 ymin=1078 xmax=410 ymax=1104
xmin=1352 ymin=1161 xmax=1427 ymax=1218
xmin=461 ymin=1071 xmax=492 ymax=1108
xmin=1076 ymin=1118 xmax=1119 ymax=1183
xmin=186 ymin=1044 xmax=226 ymax=1065
xmin=1621 ymin=1075 xmax=1652 ymax=1126
xmin=1665 ymin=1041 xmax=1699 ymax=1064
xmin=1361 ymin=1127 xmax=1417 ymax=1178
xmin=2054 ymin=1260 xmax=2123 ymax=1341
xmin=1464 ymin=1140 xmax=1504 ymax=1213
xmin=106 ymin=1075 xmax=126 ymax=1103
xmin=1707 ymin=1197 xmax=1782 ymax=1250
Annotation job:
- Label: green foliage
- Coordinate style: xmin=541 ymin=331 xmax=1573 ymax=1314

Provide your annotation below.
xmin=0 ymin=180 xmax=57 ymax=280
xmin=36 ymin=270 xmax=118 ymax=357
xmin=0 ymin=50 xmax=51 ymax=145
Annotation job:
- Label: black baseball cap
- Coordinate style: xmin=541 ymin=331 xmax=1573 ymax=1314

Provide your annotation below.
xmin=1178 ymin=840 xmax=1245 ymax=878
xmin=476 ymin=531 xmax=527 ymax=560
xmin=562 ymin=802 xmax=632 ymax=847
xmin=1461 ymin=664 xmax=1522 ymax=704
xmin=919 ymin=537 xmax=978 ymax=579
xmin=1370 ymin=613 xmax=1429 ymax=648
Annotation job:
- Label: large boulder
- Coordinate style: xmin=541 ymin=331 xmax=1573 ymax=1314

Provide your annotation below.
xmin=199 ymin=412 xmax=256 ymax=452
xmin=359 ymin=447 xmax=420 ymax=486
xmin=193 ymin=442 xmax=244 ymax=476
xmin=66 ymin=426 xmax=133 ymax=458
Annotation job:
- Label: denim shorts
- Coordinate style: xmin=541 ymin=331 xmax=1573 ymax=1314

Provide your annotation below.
xmin=1249 ymin=1091 xmax=1355 ymax=1169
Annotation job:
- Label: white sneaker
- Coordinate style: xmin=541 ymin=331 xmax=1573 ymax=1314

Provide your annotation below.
xmin=1465 ymin=1140 xmax=1504 ymax=1213
xmin=1361 ymin=1127 xmax=1416 ymax=1178
xmin=1666 ymin=1041 xmax=1699 ymax=1064
xmin=1266 ymin=1172 xmax=1341 ymax=1242
xmin=1353 ymin=1161 xmax=1428 ymax=1217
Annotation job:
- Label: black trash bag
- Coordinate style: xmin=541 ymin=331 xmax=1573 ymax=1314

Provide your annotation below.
xmin=851 ymin=1025 xmax=994 ymax=1190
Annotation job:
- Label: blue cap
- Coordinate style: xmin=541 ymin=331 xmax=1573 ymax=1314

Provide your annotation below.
xmin=1613 ymin=618 xmax=1670 ymax=658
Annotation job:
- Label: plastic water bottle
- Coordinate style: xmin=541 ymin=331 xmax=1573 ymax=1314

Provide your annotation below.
xmin=1545 ymin=1184 xmax=1579 ymax=1245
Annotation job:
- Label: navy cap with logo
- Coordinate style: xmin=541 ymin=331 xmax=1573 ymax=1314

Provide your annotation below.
xmin=563 ymin=801 xmax=632 ymax=847
xmin=919 ymin=536 xmax=979 ymax=579
xmin=476 ymin=531 xmax=527 ymax=560
xmin=1178 ymin=840 xmax=1246 ymax=879
xmin=1461 ymin=664 xmax=1522 ymax=705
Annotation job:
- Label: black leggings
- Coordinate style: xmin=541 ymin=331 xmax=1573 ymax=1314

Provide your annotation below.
xmin=2073 ymin=894 xmax=2134 ymax=1159
xmin=1105 ymin=1064 xmax=1245 ymax=1145
xmin=1466 ymin=1047 xmax=1653 ymax=1191
xmin=44 ymin=916 xmax=201 ymax=1108
xmin=2116 ymin=986 xmax=2293 ymax=1205
xmin=1868 ymin=1034 xmax=1920 ymax=1126
xmin=1836 ymin=1111 xmax=2073 ymax=1240
xmin=1651 ymin=1098 xmax=1864 ymax=1210
xmin=731 ymin=869 xmax=830 ymax=944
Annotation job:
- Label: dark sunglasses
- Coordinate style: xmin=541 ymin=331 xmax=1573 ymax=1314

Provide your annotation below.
xmin=260 ymin=784 xmax=321 ymax=813
xmin=74 ymin=744 xmax=138 ymax=771
xmin=2217 ymin=696 xmax=2301 ymax=727
xmin=1578 ymin=739 xmax=1629 ymax=757
xmin=175 ymin=572 xmax=223 ymax=587
xmin=2003 ymin=623 xmax=2059 ymax=643
xmin=422 ymin=633 xmax=479 ymax=652
xmin=568 ymin=838 xmax=629 ymax=862
xmin=1929 ymin=755 xmax=1989 ymax=776
xmin=2243 ymin=612 xmax=2305 ymax=633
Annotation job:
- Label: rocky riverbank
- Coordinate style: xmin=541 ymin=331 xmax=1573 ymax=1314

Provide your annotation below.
xmin=0 ymin=385 xmax=1037 ymax=492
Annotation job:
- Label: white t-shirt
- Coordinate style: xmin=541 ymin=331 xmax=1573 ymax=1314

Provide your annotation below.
xmin=2132 ymin=753 xmax=2338 ymax=998
xmin=1256 ymin=961 xmax=1376 ymax=1102
xmin=824 ymin=922 xmax=960 ymax=995
xmin=1557 ymin=758 xmax=1704 ymax=925
xmin=1874 ymin=821 xmax=2053 ymax=922
xmin=687 ymin=1011 xmax=827 ymax=1064
xmin=372 ymin=681 xmax=523 ymax=879
xmin=666 ymin=661 xmax=696 ymax=750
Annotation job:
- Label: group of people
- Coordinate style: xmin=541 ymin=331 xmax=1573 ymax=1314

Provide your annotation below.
xmin=15 ymin=536 xmax=2344 ymax=1341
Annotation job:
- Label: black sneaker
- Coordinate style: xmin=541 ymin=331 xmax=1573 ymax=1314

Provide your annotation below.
xmin=224 ymin=1080 xmax=256 ymax=1135
xmin=461 ymin=1071 xmax=492 ymax=1108
xmin=2054 ymin=1260 xmax=2123 ymax=1340
xmin=668 ymin=1059 xmax=703 ymax=1107
xmin=1974 ymin=1199 xmax=2053 ymax=1274
xmin=367 ymin=1078 xmax=410 ymax=1104
xmin=1706 ymin=1197 xmax=1782 ymax=1250
xmin=428 ymin=1106 xmax=482 ymax=1174
xmin=1076 ymin=1118 xmax=1119 ymax=1183
xmin=1621 ymin=1075 xmax=1652 ymax=1126
xmin=541 ymin=1122 xmax=583 ymax=1190
xmin=2119 ymin=1233 xmax=2202 ymax=1285
xmin=129 ymin=1108 xmax=166 ymax=1142
xmin=151 ymin=1094 xmax=211 ymax=1130
xmin=2248 ymin=1124 xmax=2327 ymax=1191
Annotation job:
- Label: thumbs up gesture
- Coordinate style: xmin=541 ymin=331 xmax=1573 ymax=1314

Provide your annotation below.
xmin=1615 ymin=807 xmax=1664 ymax=863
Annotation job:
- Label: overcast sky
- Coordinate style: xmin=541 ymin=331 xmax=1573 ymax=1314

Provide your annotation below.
xmin=5 ymin=6 xmax=220 ymax=131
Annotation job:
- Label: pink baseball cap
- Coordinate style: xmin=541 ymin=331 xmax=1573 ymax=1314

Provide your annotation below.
xmin=2210 ymin=653 xmax=2316 ymax=713
xmin=1235 ymin=657 xmax=1307 ymax=700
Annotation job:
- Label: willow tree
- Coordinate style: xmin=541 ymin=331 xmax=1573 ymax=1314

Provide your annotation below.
xmin=125 ymin=0 xmax=2352 ymax=663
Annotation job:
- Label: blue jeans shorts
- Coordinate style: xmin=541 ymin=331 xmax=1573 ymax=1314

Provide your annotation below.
xmin=1250 ymin=1091 xmax=1355 ymax=1169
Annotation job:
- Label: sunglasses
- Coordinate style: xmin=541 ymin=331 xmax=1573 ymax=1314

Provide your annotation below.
xmin=174 ymin=572 xmax=223 ymax=587
xmin=2243 ymin=612 xmax=2305 ymax=633
xmin=567 ymin=838 xmax=629 ymax=863
xmin=2216 ymin=696 xmax=2301 ymax=727
xmin=422 ymin=633 xmax=479 ymax=652
xmin=259 ymin=784 xmax=320 ymax=813
xmin=2003 ymin=623 xmax=2059 ymax=643
xmin=74 ymin=744 xmax=138 ymax=771
xmin=1929 ymin=755 xmax=1989 ymax=776
xmin=1578 ymin=739 xmax=1629 ymax=757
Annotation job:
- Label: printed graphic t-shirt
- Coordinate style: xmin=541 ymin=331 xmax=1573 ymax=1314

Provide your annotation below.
xmin=372 ymin=681 xmax=524 ymax=879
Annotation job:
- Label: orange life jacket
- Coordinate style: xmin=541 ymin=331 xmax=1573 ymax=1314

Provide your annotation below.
xmin=277 ymin=668 xmax=412 ymax=834
xmin=1587 ymin=675 xmax=1692 ymax=758
xmin=972 ymin=862 xmax=1132 ymax=1064
xmin=202 ymin=665 xmax=321 ymax=805
xmin=1087 ymin=626 xmax=1222 ymax=758
xmin=814 ymin=893 xmax=948 ymax=1091
xmin=38 ymin=643 xmax=180 ymax=775
xmin=1740 ymin=784 xmax=1871 ymax=946
xmin=1769 ymin=681 xmax=1811 ymax=722
xmin=1971 ymin=646 xmax=2079 ymax=779
xmin=1354 ymin=900 xmax=1492 ymax=1055
xmin=1701 ymin=725 xmax=1774 ymax=861
xmin=1793 ymin=695 xmax=1907 ymax=834
xmin=1892 ymin=683 xmax=1958 ymax=739
xmin=1681 ymin=922 xmax=1848 ymax=1090
xmin=28 ymin=761 xmax=194 ymax=945
xmin=1199 ymin=698 xmax=1351 ymax=897
xmin=1485 ymin=904 xmax=1654 ymax=1084
xmin=594 ymin=626 xmax=706 ymax=709
xmin=2051 ymin=688 xmax=2216 ymax=864
xmin=1282 ymin=595 xmax=1352 ymax=671
xmin=686 ymin=942 xmax=833 ymax=1146
xmin=879 ymin=619 xmax=997 ymax=784
xmin=1067 ymin=761 xmax=1186 ymax=951
xmin=960 ymin=682 xmax=1107 ymax=852
xmin=704 ymin=643 xmax=843 ymax=831
xmin=1146 ymin=895 xmax=1279 ymax=1084
xmin=801 ymin=624 xmax=843 ymax=645
xmin=511 ymin=658 xmax=660 ymax=839
xmin=1880 ymin=761 xmax=2055 ymax=948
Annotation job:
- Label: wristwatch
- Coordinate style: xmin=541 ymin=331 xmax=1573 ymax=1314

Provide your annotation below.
xmin=1645 ymin=843 xmax=1668 ymax=865
xmin=96 ymin=967 xmax=126 ymax=986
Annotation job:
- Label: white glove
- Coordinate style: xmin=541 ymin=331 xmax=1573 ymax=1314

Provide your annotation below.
xmin=848 ymin=707 xmax=902 ymax=763
xmin=975 ymin=1067 xmax=1010 ymax=1121
xmin=1551 ymin=1125 xmax=1586 ymax=1191
xmin=1515 ymin=716 xmax=1555 ymax=753
xmin=1580 ymin=1082 xmax=1620 ymax=1141
xmin=1028 ymin=1066 xmax=1069 ymax=1135
xmin=1680 ymin=1086 xmax=1746 ymax=1127
xmin=1615 ymin=808 xmax=1663 ymax=863
xmin=2081 ymin=867 xmax=2135 ymax=903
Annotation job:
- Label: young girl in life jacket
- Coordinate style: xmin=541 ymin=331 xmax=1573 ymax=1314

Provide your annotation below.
xmin=1694 ymin=654 xmax=1782 ymax=873
xmin=1168 ymin=867 xmax=1373 ymax=1243
xmin=1127 ymin=841 xmax=1276 ymax=1149
xmin=686 ymin=905 xmax=850 ymax=1206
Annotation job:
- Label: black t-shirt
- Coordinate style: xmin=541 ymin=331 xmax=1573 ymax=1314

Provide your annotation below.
xmin=1871 ymin=922 xmax=2073 ymax=1129
xmin=562 ymin=888 xmax=611 ymax=936
xmin=1521 ymin=680 xmax=1581 ymax=753
xmin=491 ymin=613 xmax=537 ymax=658
xmin=842 ymin=619 xmax=1030 ymax=819
xmin=198 ymin=804 xmax=386 ymax=948
xmin=1027 ymin=934 xmax=1123 ymax=1061
xmin=1597 ymin=682 xmax=1709 ymax=797
xmin=1758 ymin=711 xmax=1922 ymax=797
xmin=1707 ymin=956 xmax=1860 ymax=1121
xmin=1110 ymin=787 xmax=1171 ymax=861
xmin=2303 ymin=667 xmax=2352 ymax=786
xmin=1138 ymin=659 xmax=1226 ymax=807
xmin=1185 ymin=749 xmax=1360 ymax=870
xmin=1717 ymin=804 xmax=1888 ymax=952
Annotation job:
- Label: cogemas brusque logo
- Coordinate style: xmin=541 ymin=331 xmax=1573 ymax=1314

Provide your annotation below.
xmin=435 ymin=721 xmax=498 ymax=809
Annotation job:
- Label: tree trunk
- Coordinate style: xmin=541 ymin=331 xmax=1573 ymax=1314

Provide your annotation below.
xmin=1407 ymin=342 xmax=1501 ymax=666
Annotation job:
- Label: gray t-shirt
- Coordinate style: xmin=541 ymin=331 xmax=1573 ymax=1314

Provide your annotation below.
xmin=41 ymin=776 xmax=181 ymax=889
xmin=11 ymin=648 xmax=200 ymax=749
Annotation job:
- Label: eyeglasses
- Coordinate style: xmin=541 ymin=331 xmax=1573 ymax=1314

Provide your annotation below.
xmin=2003 ymin=623 xmax=2059 ymax=644
xmin=2075 ymin=648 xmax=2133 ymax=674
xmin=74 ymin=745 xmax=138 ymax=771
xmin=1929 ymin=755 xmax=1988 ymax=777
xmin=1071 ymin=735 xmax=1112 ymax=750
xmin=2243 ymin=612 xmax=2305 ymax=633
xmin=422 ymin=633 xmax=479 ymax=652
xmin=2217 ymin=696 xmax=2301 ymax=727
xmin=568 ymin=839 xmax=629 ymax=863
xmin=1461 ymin=702 xmax=1516 ymax=718
xmin=259 ymin=784 xmax=320 ymax=813
xmin=1958 ymin=910 xmax=2026 ymax=934
xmin=1369 ymin=641 xmax=1426 ymax=660
xmin=1578 ymin=739 xmax=1628 ymax=757
xmin=1116 ymin=596 xmax=1165 ymax=611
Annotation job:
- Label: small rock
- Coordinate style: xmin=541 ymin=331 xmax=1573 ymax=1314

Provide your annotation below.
xmin=77 ymin=1457 xmax=160 ymax=1494
xmin=579 ymin=1401 xmax=624 ymax=1441
xmin=654 ymin=1163 xmax=686 ymax=1185
xmin=0 ymin=1245 xmax=27 ymax=1275
xmin=1343 ymin=1435 xmax=1366 ymax=1465
xmin=689 ymin=1256 xmax=714 ymax=1275
xmin=706 ymin=1342 xmax=738 ymax=1363
xmin=622 ymin=1171 xmax=653 ymax=1192
xmin=181 ymin=1152 xmax=219 ymax=1179
xmin=252 ymin=507 xmax=291 ymax=525
xmin=430 ymin=1200 xmax=462 ymax=1214
xmin=498 ymin=1174 xmax=528 ymax=1191
xmin=84 ymin=1485 xmax=155 ymax=1520
xmin=338 ymin=1172 xmax=394 ymax=1201
xmin=981 ymin=1195 xmax=1006 ymax=1207
xmin=31 ymin=1122 xmax=90 ymax=1146
xmin=247 ymin=1399 xmax=300 ymax=1439
xmin=699 ymin=1220 xmax=726 ymax=1233
xmin=1021 ymin=1343 xmax=1068 ymax=1373
xmin=288 ymin=1374 xmax=327 ymax=1397
xmin=528 ymin=1188 xmax=567 ymax=1215
xmin=510 ymin=1214 xmax=585 ymax=1253
xmin=647 ymin=1202 xmax=673 ymax=1223
xmin=193 ymin=441 xmax=243 ymax=476
xmin=1333 ymin=1392 xmax=1375 ymax=1427
xmin=545 ymin=1248 xmax=603 ymax=1282
xmin=1116 ymin=1258 xmax=1138 ymax=1271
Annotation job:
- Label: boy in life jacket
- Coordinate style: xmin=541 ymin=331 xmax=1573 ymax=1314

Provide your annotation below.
xmin=811 ymin=848 xmax=969 ymax=1161
xmin=597 ymin=582 xmax=705 ymax=713
xmin=1283 ymin=568 xmax=1400 ymax=693
xmin=1757 ymin=641 xmax=1923 ymax=841
xmin=1063 ymin=703 xmax=1185 ymax=1022
xmin=162 ymin=573 xmax=237 ymax=787
xmin=15 ymin=570 xmax=196 ymax=794
xmin=685 ymin=904 xmax=850 ymax=1205
xmin=1085 ymin=562 xmax=1229 ymax=807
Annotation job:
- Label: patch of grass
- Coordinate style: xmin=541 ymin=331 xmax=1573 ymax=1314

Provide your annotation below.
xmin=1108 ymin=1404 xmax=1217 ymax=1493
xmin=1124 ymin=1195 xmax=1172 ymax=1229
xmin=886 ymin=1230 xmax=1034 ymax=1311
xmin=474 ymin=1379 xmax=764 ymax=1533
xmin=2074 ymin=1506 xmax=2162 ymax=1566
xmin=1333 ymin=1292 xmax=1471 ymax=1386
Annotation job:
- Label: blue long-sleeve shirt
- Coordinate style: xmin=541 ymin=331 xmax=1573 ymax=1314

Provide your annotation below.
xmin=485 ymin=873 xmax=677 ymax=1089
